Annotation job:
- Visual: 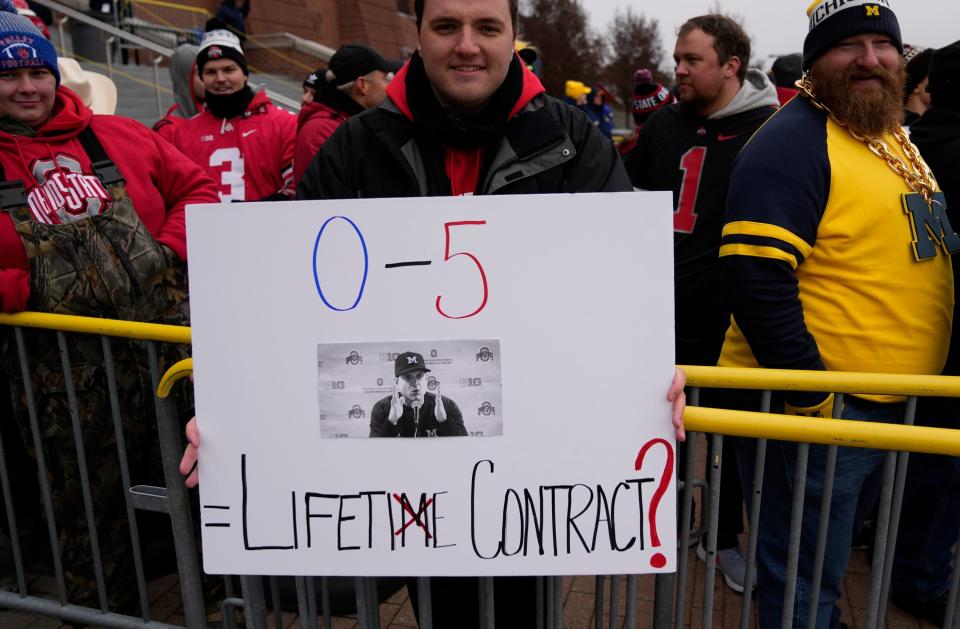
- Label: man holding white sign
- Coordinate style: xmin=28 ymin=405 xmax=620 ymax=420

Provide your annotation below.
xmin=185 ymin=0 xmax=686 ymax=627
xmin=296 ymin=0 xmax=630 ymax=199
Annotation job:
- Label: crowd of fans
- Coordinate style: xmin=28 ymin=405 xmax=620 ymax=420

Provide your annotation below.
xmin=0 ymin=0 xmax=957 ymax=627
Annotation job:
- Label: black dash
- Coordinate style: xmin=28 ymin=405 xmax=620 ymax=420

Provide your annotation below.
xmin=204 ymin=505 xmax=231 ymax=510
xmin=205 ymin=523 xmax=231 ymax=528
xmin=385 ymin=261 xmax=432 ymax=269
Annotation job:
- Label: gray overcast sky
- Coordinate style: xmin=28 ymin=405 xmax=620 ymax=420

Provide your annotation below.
xmin=579 ymin=1 xmax=960 ymax=67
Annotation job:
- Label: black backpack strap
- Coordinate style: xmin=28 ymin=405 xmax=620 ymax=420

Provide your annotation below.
xmin=78 ymin=126 xmax=125 ymax=186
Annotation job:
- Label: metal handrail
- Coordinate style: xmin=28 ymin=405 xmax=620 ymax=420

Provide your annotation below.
xmin=128 ymin=0 xmax=210 ymax=17
xmin=682 ymin=364 xmax=960 ymax=397
xmin=0 ymin=312 xmax=190 ymax=344
xmin=684 ymin=406 xmax=960 ymax=455
xmin=31 ymin=0 xmax=302 ymax=112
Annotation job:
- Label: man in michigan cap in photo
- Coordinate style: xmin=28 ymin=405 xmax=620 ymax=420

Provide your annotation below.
xmin=369 ymin=351 xmax=467 ymax=437
xmin=718 ymin=1 xmax=956 ymax=626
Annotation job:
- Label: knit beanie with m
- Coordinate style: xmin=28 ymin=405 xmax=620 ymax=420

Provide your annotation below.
xmin=803 ymin=0 xmax=902 ymax=70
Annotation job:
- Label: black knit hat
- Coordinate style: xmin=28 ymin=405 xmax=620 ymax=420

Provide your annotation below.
xmin=927 ymin=39 xmax=960 ymax=108
xmin=772 ymin=53 xmax=803 ymax=88
xmin=803 ymin=0 xmax=902 ymax=70
xmin=903 ymin=45 xmax=934 ymax=101
xmin=196 ymin=29 xmax=248 ymax=76
xmin=632 ymin=69 xmax=674 ymax=126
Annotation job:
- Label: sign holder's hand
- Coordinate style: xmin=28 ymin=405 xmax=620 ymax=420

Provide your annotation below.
xmin=179 ymin=417 xmax=200 ymax=488
xmin=434 ymin=382 xmax=447 ymax=423
xmin=388 ymin=379 xmax=404 ymax=424
xmin=669 ymin=368 xmax=687 ymax=442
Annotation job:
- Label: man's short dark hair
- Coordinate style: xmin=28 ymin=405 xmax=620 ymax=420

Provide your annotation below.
xmin=414 ymin=0 xmax=519 ymax=33
xmin=678 ymin=14 xmax=751 ymax=84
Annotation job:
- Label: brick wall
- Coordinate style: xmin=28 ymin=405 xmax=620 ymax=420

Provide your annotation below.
xmin=179 ymin=0 xmax=416 ymax=58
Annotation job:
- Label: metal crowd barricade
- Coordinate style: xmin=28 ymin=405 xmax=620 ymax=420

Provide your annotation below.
xmin=0 ymin=312 xmax=204 ymax=628
xmin=2 ymin=310 xmax=960 ymax=629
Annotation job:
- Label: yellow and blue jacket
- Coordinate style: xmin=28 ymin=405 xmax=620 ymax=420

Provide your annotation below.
xmin=718 ymin=95 xmax=956 ymax=404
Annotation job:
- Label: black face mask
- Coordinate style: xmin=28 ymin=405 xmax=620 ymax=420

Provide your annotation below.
xmin=204 ymin=84 xmax=255 ymax=119
xmin=404 ymin=52 xmax=525 ymax=150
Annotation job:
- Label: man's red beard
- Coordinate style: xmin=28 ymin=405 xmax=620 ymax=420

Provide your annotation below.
xmin=808 ymin=56 xmax=907 ymax=135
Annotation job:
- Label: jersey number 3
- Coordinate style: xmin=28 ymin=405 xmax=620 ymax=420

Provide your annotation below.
xmin=675 ymin=146 xmax=706 ymax=233
xmin=210 ymin=147 xmax=245 ymax=202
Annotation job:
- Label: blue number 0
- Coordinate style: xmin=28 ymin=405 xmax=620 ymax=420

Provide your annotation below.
xmin=312 ymin=216 xmax=369 ymax=311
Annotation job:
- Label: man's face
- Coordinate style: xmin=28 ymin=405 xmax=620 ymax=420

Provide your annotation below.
xmin=673 ymin=28 xmax=734 ymax=110
xmin=356 ymin=70 xmax=390 ymax=108
xmin=201 ymin=59 xmax=246 ymax=96
xmin=301 ymin=85 xmax=316 ymax=105
xmin=417 ymin=0 xmax=515 ymax=114
xmin=0 ymin=68 xmax=56 ymax=128
xmin=810 ymin=33 xmax=906 ymax=135
xmin=397 ymin=370 xmax=427 ymax=407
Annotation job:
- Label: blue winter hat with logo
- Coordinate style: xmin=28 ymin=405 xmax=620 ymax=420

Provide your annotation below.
xmin=0 ymin=0 xmax=59 ymax=84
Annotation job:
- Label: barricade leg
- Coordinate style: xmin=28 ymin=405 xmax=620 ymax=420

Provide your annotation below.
xmin=240 ymin=574 xmax=268 ymax=629
xmin=875 ymin=396 xmax=916 ymax=628
xmin=739 ymin=389 xmax=771 ymax=629
xmin=147 ymin=342 xmax=207 ymax=628
xmin=12 ymin=327 xmax=68 ymax=604
xmin=701 ymin=434 xmax=724 ymax=629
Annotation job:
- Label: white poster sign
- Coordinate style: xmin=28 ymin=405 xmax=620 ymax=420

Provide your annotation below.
xmin=186 ymin=192 xmax=677 ymax=576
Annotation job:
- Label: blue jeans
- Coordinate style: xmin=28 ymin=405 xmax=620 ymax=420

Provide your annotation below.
xmin=737 ymin=396 xmax=904 ymax=629
xmin=892 ymin=397 xmax=960 ymax=603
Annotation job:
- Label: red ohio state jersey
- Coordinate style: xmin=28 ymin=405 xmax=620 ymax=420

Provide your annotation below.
xmin=172 ymin=89 xmax=297 ymax=202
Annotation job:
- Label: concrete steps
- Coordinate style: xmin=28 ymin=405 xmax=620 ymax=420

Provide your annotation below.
xmin=55 ymin=27 xmax=303 ymax=127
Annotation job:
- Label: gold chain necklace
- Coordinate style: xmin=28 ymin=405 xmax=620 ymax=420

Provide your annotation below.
xmin=796 ymin=76 xmax=939 ymax=208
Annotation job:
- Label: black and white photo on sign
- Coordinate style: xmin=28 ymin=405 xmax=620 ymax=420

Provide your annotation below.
xmin=317 ymin=340 xmax=503 ymax=439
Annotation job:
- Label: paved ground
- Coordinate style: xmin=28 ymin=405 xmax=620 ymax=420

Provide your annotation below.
xmin=0 ymin=557 xmax=939 ymax=628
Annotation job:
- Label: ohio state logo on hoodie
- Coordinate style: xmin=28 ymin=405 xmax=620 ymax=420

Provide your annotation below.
xmin=26 ymin=155 xmax=113 ymax=224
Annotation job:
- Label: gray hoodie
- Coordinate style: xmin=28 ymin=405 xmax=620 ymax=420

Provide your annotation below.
xmin=709 ymin=68 xmax=780 ymax=120
xmin=169 ymin=43 xmax=200 ymax=119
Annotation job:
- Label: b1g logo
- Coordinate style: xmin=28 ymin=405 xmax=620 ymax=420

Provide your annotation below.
xmin=427 ymin=376 xmax=439 ymax=391
xmin=323 ymin=381 xmax=346 ymax=391
xmin=379 ymin=352 xmax=400 ymax=363
xmin=345 ymin=351 xmax=363 ymax=365
xmin=469 ymin=431 xmax=486 ymax=437
xmin=27 ymin=155 xmax=112 ymax=224
xmin=459 ymin=378 xmax=482 ymax=387
xmin=348 ymin=405 xmax=365 ymax=419
xmin=478 ymin=401 xmax=496 ymax=416
xmin=476 ymin=347 xmax=495 ymax=362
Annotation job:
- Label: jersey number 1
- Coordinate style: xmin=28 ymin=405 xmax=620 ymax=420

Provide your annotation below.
xmin=675 ymin=147 xmax=706 ymax=233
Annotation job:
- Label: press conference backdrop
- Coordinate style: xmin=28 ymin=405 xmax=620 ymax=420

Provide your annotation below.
xmin=317 ymin=339 xmax=504 ymax=439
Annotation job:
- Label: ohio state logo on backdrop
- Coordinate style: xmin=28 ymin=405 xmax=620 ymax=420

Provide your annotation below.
xmin=26 ymin=155 xmax=112 ymax=224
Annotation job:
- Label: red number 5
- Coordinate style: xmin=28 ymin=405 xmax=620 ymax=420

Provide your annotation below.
xmin=436 ymin=221 xmax=488 ymax=319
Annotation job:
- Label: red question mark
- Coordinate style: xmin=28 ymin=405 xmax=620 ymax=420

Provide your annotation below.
xmin=635 ymin=438 xmax=674 ymax=569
